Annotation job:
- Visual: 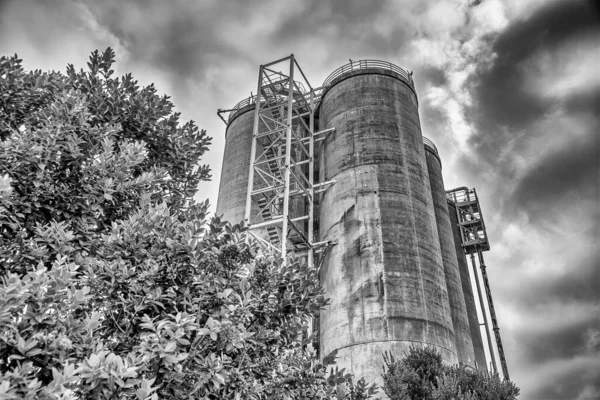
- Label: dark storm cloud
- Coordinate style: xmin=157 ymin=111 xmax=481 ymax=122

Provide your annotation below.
xmin=82 ymin=0 xmax=246 ymax=82
xmin=519 ymin=311 xmax=599 ymax=364
xmin=81 ymin=0 xmax=413 ymax=87
xmin=419 ymin=65 xmax=448 ymax=87
xmin=414 ymin=66 xmax=450 ymax=149
xmin=467 ymin=0 xmax=600 ymax=155
xmin=420 ymin=103 xmax=447 ymax=139
xmin=506 ymin=250 xmax=599 ymax=368
xmin=79 ymin=0 xmax=426 ymax=101
xmin=564 ymin=88 xmax=600 ymax=115
xmin=509 ymin=130 xmax=599 ymax=223
xmin=512 ymin=246 xmax=600 ymax=310
xmin=267 ymin=0 xmax=411 ymax=66
xmin=530 ymin=362 xmax=600 ymax=400
xmin=0 ymin=0 xmax=91 ymax=65
xmin=457 ymin=0 xmax=600 ymax=219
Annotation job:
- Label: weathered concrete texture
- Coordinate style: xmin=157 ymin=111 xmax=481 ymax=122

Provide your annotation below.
xmin=216 ymin=107 xmax=255 ymax=225
xmin=318 ymin=70 xmax=458 ymax=389
xmin=424 ymin=148 xmax=476 ymax=368
xmin=448 ymin=201 xmax=487 ymax=369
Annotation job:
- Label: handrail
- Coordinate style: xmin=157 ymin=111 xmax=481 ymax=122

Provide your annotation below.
xmin=446 ymin=187 xmax=473 ymax=203
xmin=231 ymin=95 xmax=256 ymax=115
xmin=226 ymin=60 xmax=414 ymax=124
xmin=221 ymin=95 xmax=258 ymax=124
xmin=322 ymin=60 xmax=414 ymax=89
xmin=422 ymin=136 xmax=439 ymax=155
xmin=225 ymin=83 xmax=311 ymax=124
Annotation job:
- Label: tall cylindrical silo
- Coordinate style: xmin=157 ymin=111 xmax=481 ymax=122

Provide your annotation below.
xmin=448 ymin=201 xmax=487 ymax=369
xmin=317 ymin=63 xmax=458 ymax=387
xmin=423 ymin=138 xmax=476 ymax=368
xmin=216 ymin=101 xmax=255 ymax=224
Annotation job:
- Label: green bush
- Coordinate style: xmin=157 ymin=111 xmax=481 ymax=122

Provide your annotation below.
xmin=382 ymin=347 xmax=519 ymax=400
xmin=0 ymin=49 xmax=375 ymax=399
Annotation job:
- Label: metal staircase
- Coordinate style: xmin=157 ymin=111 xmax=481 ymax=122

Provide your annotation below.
xmin=244 ymin=55 xmax=334 ymax=264
xmin=217 ymin=55 xmax=336 ymax=266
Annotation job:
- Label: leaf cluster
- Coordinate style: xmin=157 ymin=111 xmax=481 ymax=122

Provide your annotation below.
xmin=0 ymin=49 xmax=375 ymax=399
xmin=382 ymin=347 xmax=520 ymax=400
xmin=0 ymin=49 xmax=211 ymax=274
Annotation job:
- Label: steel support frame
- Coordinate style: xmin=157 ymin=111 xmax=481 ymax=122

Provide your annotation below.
xmin=476 ymin=247 xmax=510 ymax=380
xmin=447 ymin=187 xmax=510 ymax=381
xmin=469 ymin=251 xmax=498 ymax=374
xmin=244 ymin=55 xmax=334 ymax=266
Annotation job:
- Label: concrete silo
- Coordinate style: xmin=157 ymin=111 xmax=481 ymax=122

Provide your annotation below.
xmin=216 ymin=99 xmax=255 ymax=224
xmin=216 ymin=56 xmax=510 ymax=390
xmin=316 ymin=62 xmax=458 ymax=385
xmin=423 ymin=137 xmax=476 ymax=368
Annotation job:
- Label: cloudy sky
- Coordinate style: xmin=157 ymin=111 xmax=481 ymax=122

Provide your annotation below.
xmin=1 ymin=0 xmax=598 ymax=398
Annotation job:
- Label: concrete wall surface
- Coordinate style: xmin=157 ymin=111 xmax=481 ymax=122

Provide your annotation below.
xmin=216 ymin=107 xmax=255 ymax=225
xmin=317 ymin=69 xmax=458 ymax=390
xmin=425 ymin=148 xmax=476 ymax=368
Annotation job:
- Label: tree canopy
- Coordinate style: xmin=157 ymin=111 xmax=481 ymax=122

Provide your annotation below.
xmin=0 ymin=48 xmax=375 ymax=399
xmin=382 ymin=346 xmax=520 ymax=400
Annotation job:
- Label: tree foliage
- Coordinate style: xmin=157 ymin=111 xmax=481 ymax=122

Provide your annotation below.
xmin=382 ymin=346 xmax=520 ymax=400
xmin=0 ymin=49 xmax=375 ymax=399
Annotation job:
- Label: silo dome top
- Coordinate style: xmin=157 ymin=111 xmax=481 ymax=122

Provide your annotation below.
xmin=322 ymin=60 xmax=415 ymax=91
xmin=423 ymin=136 xmax=442 ymax=165
xmin=423 ymin=136 xmax=439 ymax=156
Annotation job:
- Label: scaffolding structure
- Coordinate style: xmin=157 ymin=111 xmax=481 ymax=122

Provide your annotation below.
xmin=218 ymin=55 xmax=335 ymax=267
xmin=447 ymin=187 xmax=509 ymax=380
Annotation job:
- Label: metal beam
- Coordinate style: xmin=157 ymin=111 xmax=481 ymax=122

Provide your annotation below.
xmin=249 ymin=230 xmax=282 ymax=253
xmin=477 ymin=248 xmax=510 ymax=381
xmin=281 ymin=55 xmax=295 ymax=258
xmin=249 ymin=217 xmax=284 ymax=230
xmin=470 ymin=252 xmax=498 ymax=375
xmin=308 ymin=88 xmax=315 ymax=270
xmin=263 ymin=54 xmax=293 ymax=68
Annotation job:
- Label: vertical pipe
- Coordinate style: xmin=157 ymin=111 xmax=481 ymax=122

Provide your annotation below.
xmin=477 ymin=248 xmax=510 ymax=380
xmin=308 ymin=89 xmax=315 ymax=270
xmin=470 ymin=252 xmax=498 ymax=374
xmin=281 ymin=56 xmax=295 ymax=258
xmin=306 ymin=90 xmax=316 ymax=347
xmin=245 ymin=66 xmax=264 ymax=225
